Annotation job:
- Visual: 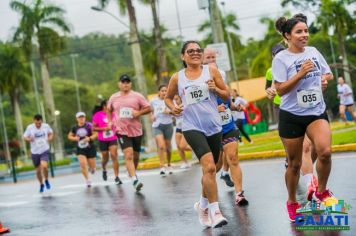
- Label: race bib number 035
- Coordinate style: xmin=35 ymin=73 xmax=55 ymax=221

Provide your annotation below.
xmin=185 ymin=84 xmax=210 ymax=105
xmin=297 ymin=89 xmax=322 ymax=108
xmin=119 ymin=107 xmax=133 ymax=118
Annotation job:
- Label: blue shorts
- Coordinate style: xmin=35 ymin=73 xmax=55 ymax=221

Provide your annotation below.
xmin=31 ymin=150 xmax=50 ymax=167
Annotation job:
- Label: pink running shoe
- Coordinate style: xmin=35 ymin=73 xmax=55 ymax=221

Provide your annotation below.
xmin=210 ymin=209 xmax=228 ymax=228
xmin=194 ymin=202 xmax=211 ymax=228
xmin=313 ymin=189 xmax=338 ymax=205
xmin=286 ymin=201 xmax=302 ymax=222
xmin=306 ymin=175 xmax=318 ymax=201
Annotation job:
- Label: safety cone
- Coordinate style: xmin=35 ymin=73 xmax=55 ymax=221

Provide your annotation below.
xmin=0 ymin=222 xmax=10 ymax=234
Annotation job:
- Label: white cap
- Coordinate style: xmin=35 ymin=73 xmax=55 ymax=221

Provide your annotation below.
xmin=75 ymin=112 xmax=86 ymax=118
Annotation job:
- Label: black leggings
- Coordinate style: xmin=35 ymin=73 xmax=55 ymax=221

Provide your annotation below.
xmin=235 ymin=119 xmax=251 ymax=142
xmin=183 ymin=130 xmax=222 ymax=164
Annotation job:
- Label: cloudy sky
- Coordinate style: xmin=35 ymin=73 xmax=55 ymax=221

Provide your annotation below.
xmin=0 ymin=0 xmax=300 ymax=42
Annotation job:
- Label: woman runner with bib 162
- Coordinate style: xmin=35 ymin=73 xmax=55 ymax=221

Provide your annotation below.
xmin=165 ymin=40 xmax=230 ymax=228
xmin=272 ymin=13 xmax=337 ymax=222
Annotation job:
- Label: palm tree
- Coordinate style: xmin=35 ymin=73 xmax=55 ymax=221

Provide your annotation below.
xmin=0 ymin=44 xmax=30 ymax=159
xmin=10 ymin=0 xmax=70 ymax=158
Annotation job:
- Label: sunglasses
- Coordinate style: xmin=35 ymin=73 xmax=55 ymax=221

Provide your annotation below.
xmin=186 ymin=48 xmax=204 ymax=56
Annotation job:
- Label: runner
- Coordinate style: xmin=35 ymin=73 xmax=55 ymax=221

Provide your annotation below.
xmin=165 ymin=40 xmax=230 ymax=228
xmin=107 ymin=74 xmax=151 ymax=192
xmin=92 ymin=100 xmax=122 ymax=184
xmin=68 ymin=112 xmax=98 ymax=187
xmin=231 ymin=89 xmax=252 ymax=144
xmin=150 ymin=85 xmax=174 ymax=175
xmin=337 ymin=76 xmax=356 ymax=122
xmin=23 ymin=114 xmax=54 ymax=193
xmin=217 ymin=95 xmax=249 ymax=206
xmin=173 ymin=95 xmax=191 ymax=169
xmin=273 ymin=13 xmax=337 ymax=222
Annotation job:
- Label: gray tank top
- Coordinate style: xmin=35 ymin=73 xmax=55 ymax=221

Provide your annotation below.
xmin=177 ymin=65 xmax=221 ymax=136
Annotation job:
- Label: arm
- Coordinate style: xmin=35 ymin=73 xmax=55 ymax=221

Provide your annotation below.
xmin=67 ymin=131 xmax=79 ymax=142
xmin=209 ymin=66 xmax=230 ymax=100
xmin=165 ymin=73 xmax=183 ymax=116
xmin=47 ymin=132 xmax=54 ymax=142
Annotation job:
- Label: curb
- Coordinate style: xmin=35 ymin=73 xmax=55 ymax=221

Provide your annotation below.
xmin=137 ymin=143 xmax=356 ymax=170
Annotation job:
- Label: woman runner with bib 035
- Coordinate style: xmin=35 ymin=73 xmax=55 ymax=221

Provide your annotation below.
xmin=165 ymin=41 xmax=230 ymax=228
xmin=272 ymin=13 xmax=337 ymax=222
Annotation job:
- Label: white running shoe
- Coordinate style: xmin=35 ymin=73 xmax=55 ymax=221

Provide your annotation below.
xmin=180 ymin=163 xmax=191 ymax=169
xmin=210 ymin=209 xmax=228 ymax=228
xmin=194 ymin=202 xmax=211 ymax=228
xmin=167 ymin=166 xmax=173 ymax=174
xmin=86 ymin=180 xmax=92 ymax=188
xmin=160 ymin=168 xmax=167 ymax=176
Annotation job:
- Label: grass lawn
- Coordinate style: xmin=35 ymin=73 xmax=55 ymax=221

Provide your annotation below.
xmin=238 ymin=122 xmax=356 ymax=154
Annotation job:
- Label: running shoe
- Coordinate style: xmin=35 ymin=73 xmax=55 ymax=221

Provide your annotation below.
xmin=286 ymin=201 xmax=302 ymax=222
xmin=133 ymin=180 xmax=143 ymax=192
xmin=193 ymin=202 xmax=211 ymax=228
xmin=115 ymin=176 xmax=123 ymax=185
xmin=306 ymin=175 xmax=318 ymax=201
xmin=39 ymin=184 xmax=45 ymax=193
xmin=220 ymin=173 xmax=234 ymax=187
xmin=86 ymin=180 xmax=92 ymax=188
xmin=210 ymin=209 xmax=228 ymax=228
xmin=167 ymin=166 xmax=173 ymax=174
xmin=180 ymin=163 xmax=191 ymax=169
xmin=102 ymin=170 xmax=107 ymax=181
xmin=44 ymin=179 xmax=51 ymax=190
xmin=235 ymin=191 xmax=249 ymax=206
xmin=312 ymin=189 xmax=338 ymax=206
xmin=160 ymin=168 xmax=167 ymax=176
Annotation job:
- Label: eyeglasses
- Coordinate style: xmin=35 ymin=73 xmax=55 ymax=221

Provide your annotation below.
xmin=186 ymin=48 xmax=203 ymax=56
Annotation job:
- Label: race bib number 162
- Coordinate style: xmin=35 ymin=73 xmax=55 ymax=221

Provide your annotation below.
xmin=185 ymin=84 xmax=210 ymax=105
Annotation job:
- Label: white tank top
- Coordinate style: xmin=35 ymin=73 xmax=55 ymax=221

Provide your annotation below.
xmin=178 ymin=65 xmax=221 ymax=136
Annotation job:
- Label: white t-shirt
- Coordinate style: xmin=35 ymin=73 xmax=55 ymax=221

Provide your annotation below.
xmin=337 ymin=84 xmax=354 ymax=105
xmin=150 ymin=97 xmax=172 ymax=128
xmin=23 ymin=123 xmax=53 ymax=154
xmin=232 ymin=96 xmax=247 ymax=121
xmin=272 ymin=46 xmax=331 ymax=116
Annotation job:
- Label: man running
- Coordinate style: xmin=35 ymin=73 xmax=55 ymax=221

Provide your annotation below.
xmin=24 ymin=114 xmax=54 ymax=193
xmin=107 ymin=74 xmax=151 ymax=192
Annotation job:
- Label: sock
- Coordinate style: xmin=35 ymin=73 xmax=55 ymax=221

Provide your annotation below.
xmin=208 ymin=202 xmax=220 ymax=216
xmin=301 ymin=173 xmax=313 ymax=187
xmin=221 ymin=170 xmax=228 ymax=176
xmin=199 ymin=196 xmax=209 ymax=209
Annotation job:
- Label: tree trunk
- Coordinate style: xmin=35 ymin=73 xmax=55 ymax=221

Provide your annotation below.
xmin=39 ymin=56 xmax=64 ymax=159
xmin=126 ymin=0 xmax=154 ymax=151
xmin=209 ymin=0 xmax=225 ymax=43
xmin=150 ymin=0 xmax=168 ymax=85
xmin=337 ymin=32 xmax=352 ymax=88
xmin=10 ymin=88 xmax=27 ymax=160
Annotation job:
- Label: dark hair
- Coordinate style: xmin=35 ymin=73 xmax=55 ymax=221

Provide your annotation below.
xmin=158 ymin=84 xmax=167 ymax=91
xmin=275 ymin=13 xmax=308 ymax=39
xmin=92 ymin=99 xmax=107 ymax=115
xmin=180 ymin=40 xmax=201 ymax=68
xmin=33 ymin=114 xmax=42 ymax=120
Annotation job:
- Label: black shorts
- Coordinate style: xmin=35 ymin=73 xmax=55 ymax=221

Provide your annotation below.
xmin=77 ymin=146 xmax=97 ymax=158
xmin=31 ymin=150 xmax=50 ymax=167
xmin=176 ymin=128 xmax=182 ymax=134
xmin=279 ymin=109 xmax=329 ymax=139
xmin=117 ymin=135 xmax=142 ymax=152
xmin=183 ymin=130 xmax=222 ymax=164
xmin=99 ymin=140 xmax=118 ymax=152
xmin=222 ymin=129 xmax=239 ymax=146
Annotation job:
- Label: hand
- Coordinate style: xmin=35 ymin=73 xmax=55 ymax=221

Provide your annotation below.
xmin=75 ymin=136 xmax=80 ymax=142
xmin=321 ymin=77 xmax=328 ymax=91
xmin=206 ymin=79 xmax=216 ymax=92
xmin=132 ymin=110 xmax=140 ymax=118
xmin=266 ymin=87 xmax=277 ymax=100
xmin=151 ymin=114 xmax=156 ymax=122
xmin=172 ymin=104 xmax=183 ymax=116
xmin=84 ymin=137 xmax=90 ymax=142
xmin=237 ymin=104 xmax=244 ymax=112
xmin=298 ymin=60 xmax=315 ymax=78
xmin=217 ymin=104 xmax=225 ymax=112
xmin=106 ymin=123 xmax=112 ymax=131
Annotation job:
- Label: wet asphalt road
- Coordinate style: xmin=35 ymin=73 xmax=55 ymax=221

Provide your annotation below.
xmin=0 ymin=152 xmax=355 ymax=236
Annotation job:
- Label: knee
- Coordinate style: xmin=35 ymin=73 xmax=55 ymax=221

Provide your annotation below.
xmin=317 ymin=147 xmax=331 ymax=163
xmin=228 ymin=155 xmax=239 ymax=167
xmin=158 ymin=145 xmax=165 ymax=152
xmin=203 ymin=163 xmax=216 ymax=176
xmin=288 ymin=159 xmax=302 ymax=173
xmin=303 ymin=143 xmax=311 ymax=154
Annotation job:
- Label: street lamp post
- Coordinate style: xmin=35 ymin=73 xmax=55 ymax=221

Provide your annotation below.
xmin=70 ymin=54 xmax=82 ymax=112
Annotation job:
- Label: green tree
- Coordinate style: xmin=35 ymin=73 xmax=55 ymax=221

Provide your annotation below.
xmin=0 ymin=44 xmax=30 ymax=158
xmin=10 ymin=0 xmax=70 ymax=157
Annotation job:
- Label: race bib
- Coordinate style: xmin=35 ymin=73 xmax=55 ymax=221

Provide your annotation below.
xmin=185 ymin=84 xmax=210 ymax=105
xmin=103 ymin=130 xmax=114 ymax=139
xmin=154 ymin=104 xmax=165 ymax=115
xmin=35 ymin=138 xmax=47 ymax=148
xmin=297 ymin=89 xmax=322 ymax=108
xmin=119 ymin=107 xmax=133 ymax=118
xmin=220 ymin=108 xmax=232 ymax=125
xmin=78 ymin=139 xmax=89 ymax=149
